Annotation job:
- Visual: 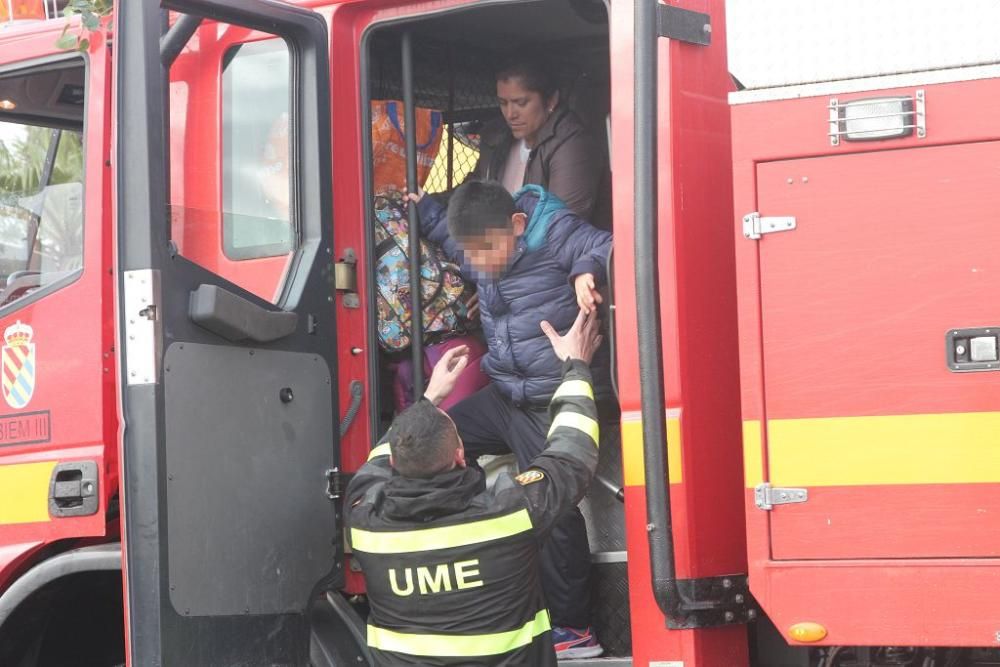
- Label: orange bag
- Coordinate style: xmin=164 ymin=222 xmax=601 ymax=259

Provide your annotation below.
xmin=0 ymin=0 xmax=45 ymax=21
xmin=371 ymin=100 xmax=443 ymax=195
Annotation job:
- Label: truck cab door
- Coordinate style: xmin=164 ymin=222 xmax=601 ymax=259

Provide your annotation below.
xmin=114 ymin=2 xmax=338 ymax=664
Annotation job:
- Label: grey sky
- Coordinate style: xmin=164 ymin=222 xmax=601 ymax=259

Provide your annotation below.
xmin=726 ymin=0 xmax=1000 ymax=89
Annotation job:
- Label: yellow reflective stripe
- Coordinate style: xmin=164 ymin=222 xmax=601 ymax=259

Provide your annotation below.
xmin=351 ymin=509 xmax=532 ymax=554
xmin=0 ymin=461 xmax=56 ymax=524
xmin=621 ymin=414 xmax=682 ymax=486
xmin=368 ymin=608 xmax=551 ymax=657
xmin=767 ymin=411 xmax=1000 ymax=487
xmin=552 ymin=380 xmax=594 ymax=402
xmin=368 ymin=442 xmax=392 ymax=461
xmin=548 ymin=411 xmax=599 ymax=447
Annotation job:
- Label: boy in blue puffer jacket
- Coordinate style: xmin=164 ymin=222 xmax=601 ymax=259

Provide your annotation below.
xmin=411 ymin=180 xmax=614 ymax=659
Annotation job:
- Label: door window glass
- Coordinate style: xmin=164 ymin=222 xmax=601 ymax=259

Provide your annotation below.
xmin=0 ymin=124 xmax=84 ymax=309
xmin=222 ymin=39 xmax=293 ymax=260
xmin=169 ymin=31 xmax=293 ymax=304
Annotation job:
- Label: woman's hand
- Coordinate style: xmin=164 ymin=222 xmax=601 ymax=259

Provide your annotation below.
xmin=573 ymin=273 xmax=603 ymax=315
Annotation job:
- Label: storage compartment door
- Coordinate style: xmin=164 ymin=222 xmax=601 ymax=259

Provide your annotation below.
xmin=757 ymin=142 xmax=1000 ymax=560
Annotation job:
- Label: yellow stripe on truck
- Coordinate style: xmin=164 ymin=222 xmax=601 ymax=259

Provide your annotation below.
xmin=752 ymin=412 xmax=1000 ymax=487
xmin=621 ymin=416 xmax=682 ymax=487
xmin=0 ymin=461 xmax=56 ymax=524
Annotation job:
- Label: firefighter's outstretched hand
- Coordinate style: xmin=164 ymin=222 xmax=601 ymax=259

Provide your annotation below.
xmin=541 ymin=309 xmax=603 ymax=365
xmin=573 ymin=273 xmax=603 ymax=315
xmin=424 ymin=345 xmax=470 ymax=406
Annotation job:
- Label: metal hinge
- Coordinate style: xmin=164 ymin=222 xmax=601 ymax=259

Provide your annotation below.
xmin=334 ymin=248 xmax=359 ymax=309
xmin=334 ymin=248 xmax=357 ymax=290
xmin=326 ymin=468 xmax=343 ymax=500
xmin=755 ymin=483 xmax=808 ymax=510
xmin=123 ymin=269 xmax=161 ymax=386
xmin=742 ymin=212 xmax=796 ymax=240
xmin=657 ymin=3 xmax=711 ymax=46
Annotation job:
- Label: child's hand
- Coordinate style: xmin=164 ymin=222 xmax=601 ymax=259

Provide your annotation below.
xmin=464 ymin=293 xmax=480 ymax=320
xmin=405 ymin=191 xmax=424 ymax=204
xmin=574 ymin=273 xmax=603 ymax=315
xmin=424 ymin=345 xmax=470 ymax=406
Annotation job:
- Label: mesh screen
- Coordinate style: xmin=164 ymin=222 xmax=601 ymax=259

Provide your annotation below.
xmin=367 ymin=30 xmax=609 ymax=193
xmin=369 ymin=34 xmax=501 ymax=193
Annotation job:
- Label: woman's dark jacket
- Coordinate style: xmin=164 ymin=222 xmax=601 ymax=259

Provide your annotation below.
xmin=472 ymin=107 xmax=611 ymax=229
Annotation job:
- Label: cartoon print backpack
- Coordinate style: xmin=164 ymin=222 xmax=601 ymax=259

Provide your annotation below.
xmin=373 ymin=191 xmax=476 ymax=351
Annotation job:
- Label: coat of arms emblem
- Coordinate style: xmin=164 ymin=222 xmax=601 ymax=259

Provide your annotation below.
xmin=2 ymin=321 xmax=35 ymax=409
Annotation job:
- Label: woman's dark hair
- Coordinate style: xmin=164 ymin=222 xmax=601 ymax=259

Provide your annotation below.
xmin=495 ymin=56 xmax=559 ymax=102
xmin=388 ymin=399 xmax=459 ymax=478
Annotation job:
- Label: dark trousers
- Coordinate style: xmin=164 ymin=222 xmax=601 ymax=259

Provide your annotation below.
xmin=447 ymin=383 xmax=592 ymax=629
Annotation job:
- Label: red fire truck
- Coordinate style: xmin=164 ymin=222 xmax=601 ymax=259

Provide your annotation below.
xmin=0 ymin=0 xmax=997 ymax=665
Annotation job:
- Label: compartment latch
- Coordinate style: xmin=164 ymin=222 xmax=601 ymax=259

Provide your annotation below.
xmin=49 ymin=461 xmax=99 ymax=517
xmin=948 ymin=327 xmax=1000 ymax=372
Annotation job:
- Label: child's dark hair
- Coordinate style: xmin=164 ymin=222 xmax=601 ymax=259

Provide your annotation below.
xmin=495 ymin=55 xmax=558 ymax=103
xmin=388 ymin=399 xmax=459 ymax=479
xmin=447 ymin=180 xmax=517 ymax=240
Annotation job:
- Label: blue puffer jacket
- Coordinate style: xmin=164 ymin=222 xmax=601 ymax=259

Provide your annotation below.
xmin=417 ymin=185 xmax=614 ymax=405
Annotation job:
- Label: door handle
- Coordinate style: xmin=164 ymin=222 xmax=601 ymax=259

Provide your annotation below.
xmin=189 ymin=284 xmax=298 ymax=343
xmin=48 ymin=461 xmax=99 ymax=517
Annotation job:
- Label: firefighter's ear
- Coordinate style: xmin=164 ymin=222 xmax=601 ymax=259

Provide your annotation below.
xmin=453 ymin=442 xmax=467 ymax=469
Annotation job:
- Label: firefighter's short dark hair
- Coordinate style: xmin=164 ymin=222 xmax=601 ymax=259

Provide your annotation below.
xmin=388 ymin=399 xmax=460 ymax=479
xmin=447 ymin=180 xmax=517 ymax=240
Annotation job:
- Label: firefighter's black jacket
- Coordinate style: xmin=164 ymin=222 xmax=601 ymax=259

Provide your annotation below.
xmin=346 ymin=359 xmax=600 ymax=666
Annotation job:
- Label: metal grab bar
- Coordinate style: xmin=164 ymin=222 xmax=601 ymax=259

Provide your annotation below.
xmin=401 ymin=31 xmax=424 ymax=399
xmin=635 ymin=0 xmax=683 ymax=623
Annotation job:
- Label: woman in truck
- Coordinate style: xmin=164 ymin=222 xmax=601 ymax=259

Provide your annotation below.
xmin=470 ymin=56 xmax=611 ymax=230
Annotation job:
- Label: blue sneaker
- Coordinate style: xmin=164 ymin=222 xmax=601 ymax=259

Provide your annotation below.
xmin=552 ymin=626 xmax=604 ymax=659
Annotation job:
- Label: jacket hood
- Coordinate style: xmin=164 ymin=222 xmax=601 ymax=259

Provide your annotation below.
xmin=514 ymin=184 xmax=568 ymax=252
xmin=380 ymin=466 xmax=485 ymax=522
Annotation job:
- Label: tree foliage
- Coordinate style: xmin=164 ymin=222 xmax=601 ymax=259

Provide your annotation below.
xmin=0 ymin=127 xmax=82 ymax=196
xmin=57 ymin=0 xmax=113 ymax=52
xmin=0 ymin=127 xmax=84 ymax=274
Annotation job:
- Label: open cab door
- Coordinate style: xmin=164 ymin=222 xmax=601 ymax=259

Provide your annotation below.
xmin=114 ymin=1 xmax=339 ymax=664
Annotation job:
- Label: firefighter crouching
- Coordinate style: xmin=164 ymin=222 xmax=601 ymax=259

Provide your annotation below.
xmin=346 ymin=308 xmax=603 ymax=666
